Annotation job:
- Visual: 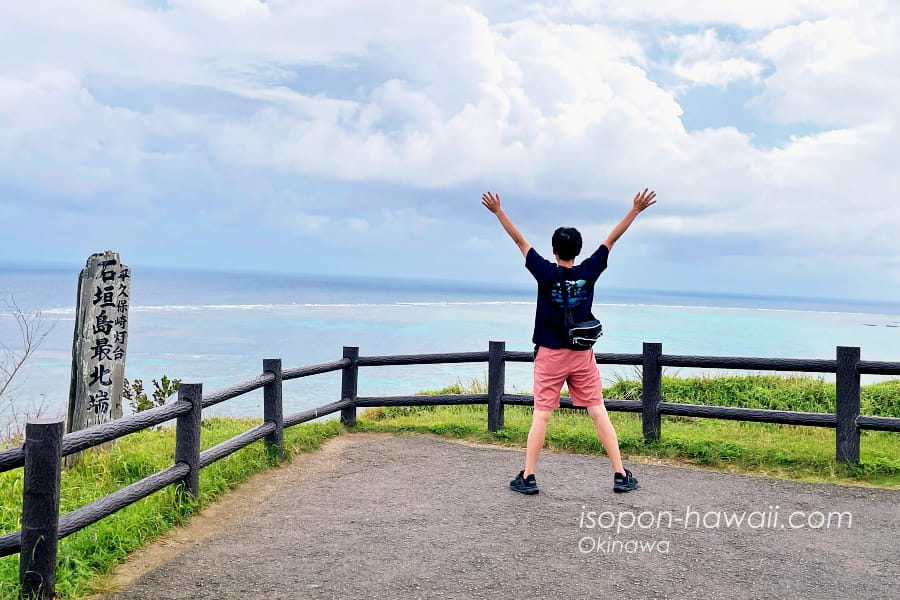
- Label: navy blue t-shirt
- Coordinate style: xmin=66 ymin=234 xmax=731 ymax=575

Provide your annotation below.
xmin=525 ymin=245 xmax=609 ymax=349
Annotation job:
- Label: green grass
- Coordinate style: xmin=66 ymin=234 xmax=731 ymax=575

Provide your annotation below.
xmin=355 ymin=375 xmax=900 ymax=488
xmin=607 ymin=374 xmax=900 ymax=417
xmin=0 ymin=418 xmax=342 ymax=600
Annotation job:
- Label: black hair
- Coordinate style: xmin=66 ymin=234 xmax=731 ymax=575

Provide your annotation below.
xmin=552 ymin=227 xmax=582 ymax=261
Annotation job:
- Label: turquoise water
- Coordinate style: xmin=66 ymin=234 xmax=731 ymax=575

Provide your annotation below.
xmin=1 ymin=265 xmax=898 ymax=428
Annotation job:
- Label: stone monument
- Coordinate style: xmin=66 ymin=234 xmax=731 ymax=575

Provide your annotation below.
xmin=67 ymin=251 xmax=130 ymax=441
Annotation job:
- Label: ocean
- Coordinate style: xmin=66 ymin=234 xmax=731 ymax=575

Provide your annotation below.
xmin=1 ymin=264 xmax=899 ymax=431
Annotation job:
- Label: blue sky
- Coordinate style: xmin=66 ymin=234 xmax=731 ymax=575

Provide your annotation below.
xmin=1 ymin=0 xmax=898 ymax=302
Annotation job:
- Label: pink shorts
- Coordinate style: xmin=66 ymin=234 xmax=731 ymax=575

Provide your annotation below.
xmin=533 ymin=346 xmax=604 ymax=411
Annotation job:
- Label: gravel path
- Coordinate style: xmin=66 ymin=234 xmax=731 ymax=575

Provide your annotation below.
xmin=103 ymin=434 xmax=899 ymax=600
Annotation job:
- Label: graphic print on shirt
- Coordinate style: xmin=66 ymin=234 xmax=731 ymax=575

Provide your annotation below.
xmin=550 ymin=279 xmax=588 ymax=308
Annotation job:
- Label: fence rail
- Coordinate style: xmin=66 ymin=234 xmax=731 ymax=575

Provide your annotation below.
xmin=660 ymin=354 xmax=838 ymax=372
xmin=2 ymin=342 xmax=898 ymax=598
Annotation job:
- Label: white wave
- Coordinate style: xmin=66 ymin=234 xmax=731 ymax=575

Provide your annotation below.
xmin=393 ymin=301 xmax=533 ymax=307
xmin=39 ymin=301 xmax=535 ymax=313
xmin=594 ymin=302 xmax=900 ymax=319
xmin=38 ymin=307 xmax=76 ymax=316
xmin=22 ymin=300 xmax=900 ymax=319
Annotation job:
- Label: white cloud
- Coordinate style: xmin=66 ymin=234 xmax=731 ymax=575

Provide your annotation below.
xmin=537 ymin=0 xmax=861 ymax=30
xmin=664 ymin=29 xmax=763 ymax=89
xmin=753 ymin=11 xmax=900 ymax=127
xmin=380 ymin=208 xmax=437 ymax=232
xmin=0 ymin=0 xmax=899 ymax=297
xmin=0 ymin=67 xmax=149 ymax=202
xmin=674 ymin=57 xmax=762 ymax=89
xmin=346 ymin=218 xmax=370 ymax=232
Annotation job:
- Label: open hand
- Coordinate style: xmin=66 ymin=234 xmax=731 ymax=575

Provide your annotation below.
xmin=633 ymin=189 xmax=657 ymax=213
xmin=481 ymin=191 xmax=502 ymax=214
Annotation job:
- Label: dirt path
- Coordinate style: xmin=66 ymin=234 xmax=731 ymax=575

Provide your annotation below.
xmin=98 ymin=434 xmax=899 ymax=600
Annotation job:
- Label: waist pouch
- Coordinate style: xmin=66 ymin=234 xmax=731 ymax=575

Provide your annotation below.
xmin=567 ymin=319 xmax=603 ymax=350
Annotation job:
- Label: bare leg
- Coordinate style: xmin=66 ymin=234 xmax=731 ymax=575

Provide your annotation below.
xmin=524 ymin=409 xmax=553 ymax=477
xmin=586 ymin=403 xmax=626 ymax=474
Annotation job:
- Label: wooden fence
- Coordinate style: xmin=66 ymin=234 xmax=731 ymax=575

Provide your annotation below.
xmin=1 ymin=341 xmax=898 ymax=598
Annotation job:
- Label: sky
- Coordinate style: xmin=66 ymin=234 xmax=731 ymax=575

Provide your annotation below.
xmin=1 ymin=0 xmax=899 ymax=302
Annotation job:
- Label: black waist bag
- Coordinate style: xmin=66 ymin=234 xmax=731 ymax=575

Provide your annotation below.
xmin=567 ymin=319 xmax=603 ymax=350
xmin=559 ymin=268 xmax=603 ymax=350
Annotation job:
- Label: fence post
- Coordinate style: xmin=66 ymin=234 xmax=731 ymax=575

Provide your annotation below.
xmin=488 ymin=341 xmax=506 ymax=431
xmin=175 ymin=383 xmax=202 ymax=500
xmin=835 ymin=346 xmax=861 ymax=465
xmin=341 ymin=346 xmax=359 ymax=427
xmin=20 ymin=418 xmax=64 ymax=600
xmin=263 ymin=358 xmax=284 ymax=460
xmin=642 ymin=342 xmax=662 ymax=442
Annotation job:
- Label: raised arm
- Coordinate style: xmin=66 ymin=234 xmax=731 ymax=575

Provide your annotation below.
xmin=603 ymin=188 xmax=657 ymax=251
xmin=481 ymin=191 xmax=532 ymax=258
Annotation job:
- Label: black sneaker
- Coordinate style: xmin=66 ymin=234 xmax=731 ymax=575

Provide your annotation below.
xmin=509 ymin=470 xmax=539 ymax=495
xmin=613 ymin=469 xmax=639 ymax=493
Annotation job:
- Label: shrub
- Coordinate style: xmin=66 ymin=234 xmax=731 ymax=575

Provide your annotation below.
xmin=123 ymin=376 xmax=181 ymax=413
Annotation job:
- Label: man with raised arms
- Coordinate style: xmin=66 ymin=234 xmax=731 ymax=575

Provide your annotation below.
xmin=481 ymin=189 xmax=657 ymax=494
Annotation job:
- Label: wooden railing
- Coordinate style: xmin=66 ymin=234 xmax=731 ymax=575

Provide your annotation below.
xmin=1 ymin=341 xmax=898 ymax=598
